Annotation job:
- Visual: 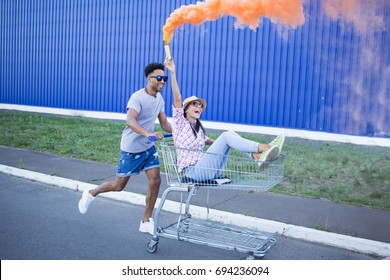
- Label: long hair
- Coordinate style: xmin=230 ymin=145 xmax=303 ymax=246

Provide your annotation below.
xmin=184 ymin=105 xmax=205 ymax=137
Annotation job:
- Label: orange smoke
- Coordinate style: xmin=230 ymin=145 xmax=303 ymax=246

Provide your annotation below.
xmin=322 ymin=0 xmax=387 ymax=33
xmin=163 ymin=0 xmax=306 ymax=44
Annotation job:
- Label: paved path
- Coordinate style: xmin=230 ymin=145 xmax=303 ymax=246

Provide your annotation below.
xmin=1 ymin=145 xmax=389 ymax=258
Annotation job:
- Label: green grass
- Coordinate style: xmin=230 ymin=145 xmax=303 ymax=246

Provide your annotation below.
xmin=0 ymin=111 xmax=122 ymax=164
xmin=1 ymin=110 xmax=389 ymax=211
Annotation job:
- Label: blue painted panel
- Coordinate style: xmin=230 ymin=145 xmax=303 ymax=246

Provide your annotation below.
xmin=1 ymin=0 xmax=389 ymax=137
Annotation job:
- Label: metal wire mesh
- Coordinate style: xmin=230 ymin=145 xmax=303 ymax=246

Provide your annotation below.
xmin=161 ymin=217 xmax=276 ymax=255
xmin=158 ymin=139 xmax=285 ymax=191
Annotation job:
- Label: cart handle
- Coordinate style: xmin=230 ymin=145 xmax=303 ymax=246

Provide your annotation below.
xmin=148 ymin=133 xmax=173 ymax=142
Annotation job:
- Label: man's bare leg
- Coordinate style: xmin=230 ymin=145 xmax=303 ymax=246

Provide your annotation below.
xmin=79 ymin=176 xmax=130 ymax=214
xmin=90 ymin=176 xmax=130 ymax=197
xmin=143 ymin=168 xmax=161 ymax=222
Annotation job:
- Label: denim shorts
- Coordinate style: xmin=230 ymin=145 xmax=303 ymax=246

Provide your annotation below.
xmin=116 ymin=145 xmax=160 ymax=177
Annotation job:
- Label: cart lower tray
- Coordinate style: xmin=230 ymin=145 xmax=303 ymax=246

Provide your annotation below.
xmin=160 ymin=217 xmax=276 ymax=258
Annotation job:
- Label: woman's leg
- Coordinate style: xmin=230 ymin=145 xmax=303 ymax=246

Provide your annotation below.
xmin=185 ymin=131 xmax=259 ymax=181
xmin=207 ymin=130 xmax=274 ymax=161
xmin=207 ymin=130 xmax=259 ymax=156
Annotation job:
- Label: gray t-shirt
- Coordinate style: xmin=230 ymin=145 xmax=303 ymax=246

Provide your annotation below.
xmin=120 ymin=88 xmax=165 ymax=153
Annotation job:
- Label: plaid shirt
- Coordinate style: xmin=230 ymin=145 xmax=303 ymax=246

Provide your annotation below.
xmin=172 ymin=106 xmax=207 ymax=172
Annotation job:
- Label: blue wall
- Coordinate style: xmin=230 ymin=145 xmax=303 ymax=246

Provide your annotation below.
xmin=1 ymin=0 xmax=389 ymax=137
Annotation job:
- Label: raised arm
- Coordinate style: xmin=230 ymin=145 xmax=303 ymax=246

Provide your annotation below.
xmin=158 ymin=111 xmax=172 ymax=133
xmin=164 ymin=57 xmax=182 ymax=108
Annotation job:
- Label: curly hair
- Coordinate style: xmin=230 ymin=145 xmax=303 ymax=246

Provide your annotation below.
xmin=144 ymin=63 xmax=165 ymax=78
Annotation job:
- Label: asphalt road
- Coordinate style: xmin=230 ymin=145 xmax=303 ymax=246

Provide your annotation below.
xmin=0 ymin=172 xmax=377 ymax=260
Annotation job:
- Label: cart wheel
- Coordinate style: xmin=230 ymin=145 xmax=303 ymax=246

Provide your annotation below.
xmin=242 ymin=255 xmax=255 ymax=260
xmin=241 ymin=255 xmax=264 ymax=260
xmin=146 ymin=240 xmax=158 ymax=253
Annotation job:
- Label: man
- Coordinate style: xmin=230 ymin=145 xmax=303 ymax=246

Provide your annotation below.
xmin=78 ymin=62 xmax=172 ymax=235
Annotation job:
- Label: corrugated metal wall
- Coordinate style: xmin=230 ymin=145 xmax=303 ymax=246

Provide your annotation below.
xmin=1 ymin=0 xmax=389 ymax=137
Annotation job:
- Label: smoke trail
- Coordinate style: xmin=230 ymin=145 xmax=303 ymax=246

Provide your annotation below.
xmin=322 ymin=0 xmax=387 ymax=33
xmin=321 ymin=0 xmax=390 ymax=136
xmin=333 ymin=43 xmax=390 ymax=136
xmin=163 ymin=0 xmax=306 ymax=44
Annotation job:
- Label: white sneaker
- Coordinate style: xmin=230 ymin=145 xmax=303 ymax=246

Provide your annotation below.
xmin=139 ymin=220 xmax=154 ymax=235
xmin=78 ymin=190 xmax=95 ymax=214
xmin=257 ymin=146 xmax=279 ymax=168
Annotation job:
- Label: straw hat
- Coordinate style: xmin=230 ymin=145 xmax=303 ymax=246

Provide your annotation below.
xmin=183 ymin=96 xmax=207 ymax=111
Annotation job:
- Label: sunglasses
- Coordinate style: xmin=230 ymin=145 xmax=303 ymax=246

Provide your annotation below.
xmin=190 ymin=101 xmax=204 ymax=108
xmin=150 ymin=75 xmax=168 ymax=82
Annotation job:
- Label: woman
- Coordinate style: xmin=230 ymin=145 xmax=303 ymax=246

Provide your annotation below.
xmin=164 ymin=57 xmax=285 ymax=182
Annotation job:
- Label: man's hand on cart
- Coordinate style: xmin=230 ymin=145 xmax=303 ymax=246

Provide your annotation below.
xmin=148 ymin=133 xmax=173 ymax=142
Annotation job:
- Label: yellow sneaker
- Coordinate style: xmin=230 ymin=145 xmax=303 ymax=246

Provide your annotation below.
xmin=256 ymin=146 xmax=279 ymax=168
xmin=269 ymin=134 xmax=285 ymax=156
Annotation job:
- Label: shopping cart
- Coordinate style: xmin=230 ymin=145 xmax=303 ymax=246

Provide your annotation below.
xmin=146 ymin=134 xmax=285 ymax=259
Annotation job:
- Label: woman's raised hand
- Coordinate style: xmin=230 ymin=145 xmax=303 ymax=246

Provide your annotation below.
xmin=164 ymin=57 xmax=175 ymax=73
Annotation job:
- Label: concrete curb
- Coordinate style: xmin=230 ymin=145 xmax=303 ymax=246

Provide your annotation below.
xmin=1 ymin=163 xmax=390 ymax=258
